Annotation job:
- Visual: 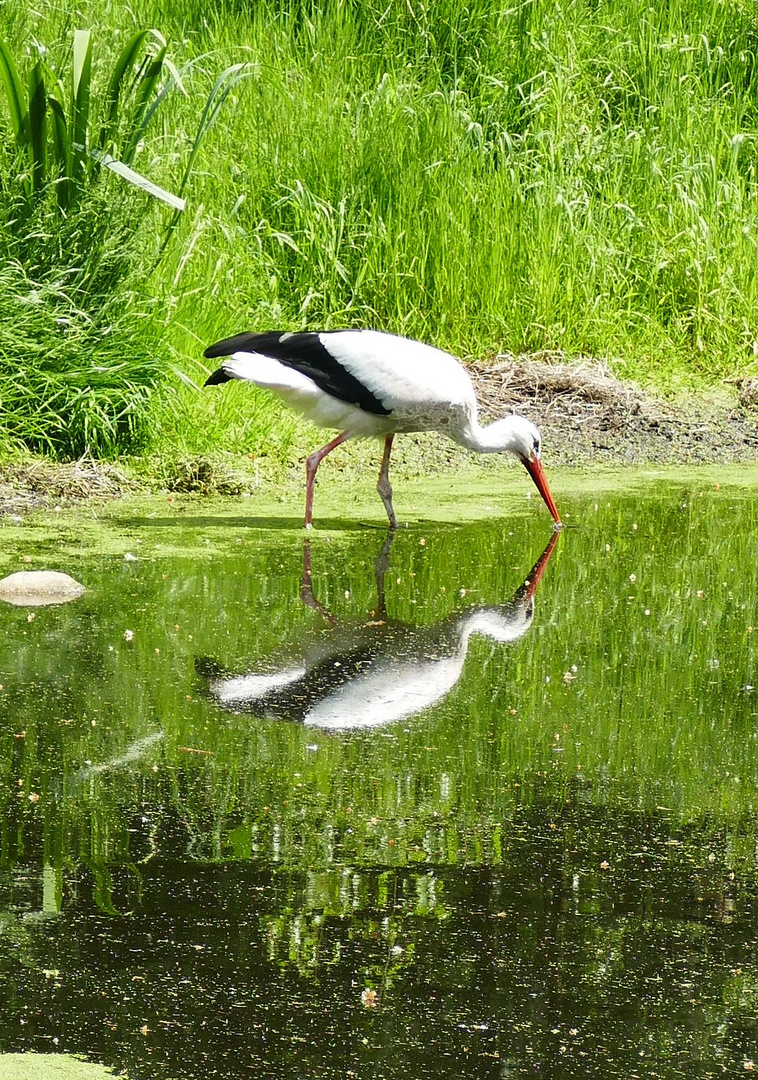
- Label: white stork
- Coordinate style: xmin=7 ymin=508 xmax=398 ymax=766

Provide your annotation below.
xmin=204 ymin=329 xmax=561 ymax=528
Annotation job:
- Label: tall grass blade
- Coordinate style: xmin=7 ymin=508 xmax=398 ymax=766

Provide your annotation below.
xmin=27 ymin=60 xmax=47 ymax=194
xmin=0 ymin=36 xmax=29 ymax=146
xmin=70 ymin=29 xmax=92 ymax=185
xmin=47 ymin=83 xmax=69 ymax=210
xmin=0 ymin=35 xmax=30 ymax=196
xmin=88 ymin=146 xmax=185 ymax=210
xmin=137 ymin=55 xmax=190 ymax=140
xmin=177 ymin=63 xmax=253 ymax=200
xmin=121 ymin=44 xmax=167 ymax=166
xmin=158 ymin=62 xmax=253 ymax=255
xmin=97 ymin=28 xmax=149 ymax=156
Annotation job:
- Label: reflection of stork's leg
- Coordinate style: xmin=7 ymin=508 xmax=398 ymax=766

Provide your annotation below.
xmin=300 ymin=540 xmax=337 ymax=625
xmin=305 ymin=431 xmax=350 ymax=528
xmin=373 ymin=529 xmax=396 ymax=620
xmin=376 ymin=435 xmax=397 ymax=529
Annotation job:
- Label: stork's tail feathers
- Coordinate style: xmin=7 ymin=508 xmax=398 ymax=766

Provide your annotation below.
xmin=204 ymin=333 xmax=262 ymax=385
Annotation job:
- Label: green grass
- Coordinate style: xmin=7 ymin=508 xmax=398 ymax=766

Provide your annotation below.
xmin=2 ymin=0 xmax=758 ymax=461
xmin=157 ymin=0 xmax=758 ymax=370
xmin=0 ymin=195 xmax=163 ymax=457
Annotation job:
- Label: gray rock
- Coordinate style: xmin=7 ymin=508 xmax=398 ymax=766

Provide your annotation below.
xmin=0 ymin=570 xmax=85 ymax=606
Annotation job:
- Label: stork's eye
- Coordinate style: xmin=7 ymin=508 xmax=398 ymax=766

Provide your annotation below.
xmin=533 ymin=438 xmax=541 ymax=457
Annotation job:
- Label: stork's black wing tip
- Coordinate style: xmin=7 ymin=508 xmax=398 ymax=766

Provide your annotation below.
xmin=204 ymin=367 xmax=231 ymax=386
xmin=204 ymin=330 xmax=288 ymax=360
xmin=203 ymin=334 xmax=245 ymax=360
xmin=204 ymin=341 xmax=229 ymax=360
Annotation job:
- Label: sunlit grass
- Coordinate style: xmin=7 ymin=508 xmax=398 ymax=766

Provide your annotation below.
xmin=0 ymin=242 xmax=162 ymax=457
xmin=1 ymin=0 xmax=758 ymax=459
xmin=157 ymin=0 xmax=758 ymax=385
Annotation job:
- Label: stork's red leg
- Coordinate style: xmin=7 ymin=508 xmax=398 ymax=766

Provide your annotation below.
xmin=376 ymin=434 xmax=397 ymax=529
xmin=305 ymin=431 xmax=350 ymax=528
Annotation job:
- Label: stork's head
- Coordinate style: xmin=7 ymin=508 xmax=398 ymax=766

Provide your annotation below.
xmin=502 ymin=415 xmax=562 ymax=526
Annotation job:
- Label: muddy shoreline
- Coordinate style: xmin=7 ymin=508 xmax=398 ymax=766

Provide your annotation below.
xmin=472 ymin=356 xmax=758 ymax=468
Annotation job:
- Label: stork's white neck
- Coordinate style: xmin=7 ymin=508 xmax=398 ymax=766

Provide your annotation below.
xmin=454 ymin=414 xmax=526 ymax=455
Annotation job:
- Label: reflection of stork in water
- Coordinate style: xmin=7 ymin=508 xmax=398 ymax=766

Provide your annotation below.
xmin=198 ymin=532 xmax=559 ymax=732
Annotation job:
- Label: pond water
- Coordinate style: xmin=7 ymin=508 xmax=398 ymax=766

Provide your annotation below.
xmin=1 ymin=470 xmax=758 ymax=1079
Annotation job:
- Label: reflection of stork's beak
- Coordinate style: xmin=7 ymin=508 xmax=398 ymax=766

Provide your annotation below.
xmin=521 ymin=455 xmax=562 ymax=526
xmin=519 ymin=529 xmax=560 ymax=602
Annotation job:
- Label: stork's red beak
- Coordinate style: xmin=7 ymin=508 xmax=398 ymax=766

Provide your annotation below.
xmin=522 ymin=455 xmax=562 ymax=526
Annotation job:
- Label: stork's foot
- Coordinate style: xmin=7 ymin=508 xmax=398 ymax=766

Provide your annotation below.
xmin=377 ymin=434 xmax=397 ymax=529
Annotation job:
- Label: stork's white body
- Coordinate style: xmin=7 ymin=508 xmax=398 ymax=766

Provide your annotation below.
xmin=204 ymin=329 xmax=562 ymax=527
xmin=216 ymin=330 xmax=477 ymax=442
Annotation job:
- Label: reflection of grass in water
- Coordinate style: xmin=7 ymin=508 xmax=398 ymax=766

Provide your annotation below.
xmin=0 ymin=485 xmax=756 ymax=880
xmin=1 ymin=493 xmax=757 ymax=1076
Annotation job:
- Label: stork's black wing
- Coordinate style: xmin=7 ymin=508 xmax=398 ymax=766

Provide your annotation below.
xmin=204 ymin=330 xmax=391 ymax=416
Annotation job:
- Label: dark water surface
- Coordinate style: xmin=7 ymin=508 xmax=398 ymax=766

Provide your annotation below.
xmin=1 ymin=479 xmax=758 ymax=1078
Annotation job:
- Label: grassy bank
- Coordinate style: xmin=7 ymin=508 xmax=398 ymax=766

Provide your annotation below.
xmin=1 ymin=0 xmax=758 ymax=466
